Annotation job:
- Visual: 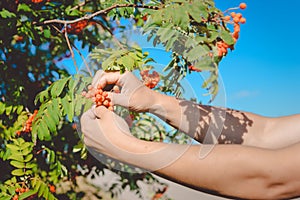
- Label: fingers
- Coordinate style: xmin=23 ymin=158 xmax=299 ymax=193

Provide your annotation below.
xmin=93 ymin=106 xmax=110 ymax=118
xmin=91 ymin=70 xmax=104 ymax=87
xmin=92 ymin=71 xmax=122 ymax=89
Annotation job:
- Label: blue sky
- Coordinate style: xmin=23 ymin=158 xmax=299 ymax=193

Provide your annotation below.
xmin=214 ymin=0 xmax=300 ymax=117
xmin=65 ymin=0 xmax=300 ymax=118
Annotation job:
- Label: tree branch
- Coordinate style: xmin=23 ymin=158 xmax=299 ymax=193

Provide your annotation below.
xmin=41 ymin=4 xmax=160 ymax=25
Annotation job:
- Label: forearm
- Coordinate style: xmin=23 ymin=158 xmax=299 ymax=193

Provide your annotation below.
xmin=150 ymin=92 xmax=269 ymax=147
xmin=114 ymin=138 xmax=300 ymax=199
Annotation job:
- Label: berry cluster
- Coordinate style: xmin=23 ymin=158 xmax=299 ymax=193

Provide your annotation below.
xmin=218 ymin=2 xmax=247 ymax=57
xmin=66 ymin=20 xmax=89 ymax=34
xmin=140 ymin=70 xmax=160 ymax=89
xmin=82 ymin=85 xmax=114 ymax=111
xmin=13 ymin=187 xmax=30 ymax=200
xmin=216 ymin=40 xmax=231 ymax=57
xmin=16 ymin=110 xmax=38 ymax=136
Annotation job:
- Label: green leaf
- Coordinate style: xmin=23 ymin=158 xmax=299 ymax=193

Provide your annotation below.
xmin=5 ymin=105 xmax=12 ymax=115
xmin=220 ymin=30 xmax=235 ymax=45
xmin=10 ymin=160 xmax=25 ymax=168
xmin=18 ymin=190 xmax=36 ymax=200
xmin=8 ymin=154 xmax=24 ymax=162
xmin=43 ymin=29 xmax=51 ymax=38
xmin=50 ymin=77 xmax=69 ymax=97
xmin=11 ymin=169 xmax=25 ymax=176
xmin=24 ymin=154 xmax=33 ymax=162
xmin=6 ymin=144 xmax=19 ymax=151
xmin=16 ymin=105 xmax=24 ymax=114
xmin=17 ymin=3 xmax=32 ymax=12
xmin=38 ymin=182 xmax=46 ymax=197
xmin=0 ymin=9 xmax=16 ymax=18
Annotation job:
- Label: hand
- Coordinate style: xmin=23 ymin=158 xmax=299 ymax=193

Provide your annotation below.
xmin=92 ymin=70 xmax=157 ymax=112
xmin=80 ymin=106 xmax=135 ymax=159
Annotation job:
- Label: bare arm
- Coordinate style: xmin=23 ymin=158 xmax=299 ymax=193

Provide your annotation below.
xmin=93 ymin=70 xmax=300 ymax=149
xmin=81 ymin=107 xmax=300 ymax=200
xmin=151 ymin=92 xmax=300 ymax=149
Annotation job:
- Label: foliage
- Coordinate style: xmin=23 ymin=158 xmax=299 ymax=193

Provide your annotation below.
xmin=0 ymin=0 xmax=245 ymax=199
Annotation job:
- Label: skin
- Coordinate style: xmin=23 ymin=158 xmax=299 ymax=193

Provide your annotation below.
xmin=83 ymin=71 xmax=300 ymax=199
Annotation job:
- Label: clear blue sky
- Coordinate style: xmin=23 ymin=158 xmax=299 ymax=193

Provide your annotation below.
xmin=65 ymin=0 xmax=300 ymax=118
xmin=214 ymin=0 xmax=300 ymax=117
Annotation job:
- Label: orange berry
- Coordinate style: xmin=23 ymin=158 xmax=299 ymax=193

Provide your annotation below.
xmin=12 ymin=195 xmax=18 ymax=200
xmin=239 ymin=3 xmax=247 ymax=9
xmin=230 ymin=12 xmax=236 ymax=18
xmin=15 ymin=188 xmax=20 ymax=193
xmin=20 ymin=188 xmax=25 ymax=193
xmin=49 ymin=185 xmax=56 ymax=193
xmin=236 ymin=13 xmax=242 ymax=19
xmin=103 ymin=100 xmax=109 ymax=107
xmin=233 ymin=32 xmax=239 ymax=39
xmin=223 ymin=16 xmax=231 ymax=22
xmin=102 ymin=91 xmax=107 ymax=97
xmin=240 ymin=17 xmax=246 ymax=24
xmin=108 ymin=106 xmax=114 ymax=111
xmin=233 ymin=17 xmax=240 ymax=23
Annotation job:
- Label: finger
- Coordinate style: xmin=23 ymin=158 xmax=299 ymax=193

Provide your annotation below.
xmin=96 ymin=72 xmax=123 ymax=89
xmin=93 ymin=106 xmax=110 ymax=119
xmin=91 ymin=70 xmax=104 ymax=87
xmin=80 ymin=108 xmax=97 ymax=125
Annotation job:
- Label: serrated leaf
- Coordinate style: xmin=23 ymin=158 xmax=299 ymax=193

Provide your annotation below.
xmin=50 ymin=77 xmax=69 ymax=97
xmin=37 ymin=182 xmax=46 ymax=197
xmin=11 ymin=169 xmax=25 ymax=176
xmin=186 ymin=45 xmax=207 ymax=61
xmin=0 ymin=8 xmax=16 ymax=18
xmin=16 ymin=105 xmax=23 ymax=114
xmin=6 ymin=144 xmax=19 ymax=151
xmin=18 ymin=190 xmax=36 ymax=200
xmin=10 ymin=160 xmax=25 ymax=168
xmin=24 ymin=154 xmax=33 ymax=162
xmin=5 ymin=105 xmax=12 ymax=115
xmin=8 ymin=154 xmax=24 ymax=162
xmin=43 ymin=29 xmax=51 ymax=38
xmin=220 ymin=30 xmax=234 ymax=45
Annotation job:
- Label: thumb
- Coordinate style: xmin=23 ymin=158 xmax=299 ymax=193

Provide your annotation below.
xmin=93 ymin=106 xmax=110 ymax=119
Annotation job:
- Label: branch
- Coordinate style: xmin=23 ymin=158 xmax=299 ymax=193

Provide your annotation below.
xmin=41 ymin=4 xmax=160 ymax=25
xmin=64 ymin=26 xmax=79 ymax=73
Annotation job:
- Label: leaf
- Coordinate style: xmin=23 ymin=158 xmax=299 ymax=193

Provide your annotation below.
xmin=11 ymin=169 xmax=25 ymax=176
xmin=5 ymin=105 xmax=12 ymax=115
xmin=50 ymin=77 xmax=69 ymax=97
xmin=220 ymin=30 xmax=235 ymax=45
xmin=0 ymin=9 xmax=16 ymax=18
xmin=43 ymin=29 xmax=51 ymax=38
xmin=6 ymin=144 xmax=19 ymax=151
xmin=10 ymin=160 xmax=25 ymax=168
xmin=24 ymin=154 xmax=33 ymax=162
xmin=18 ymin=190 xmax=36 ymax=200
xmin=8 ymin=154 xmax=24 ymax=162
xmin=186 ymin=45 xmax=207 ymax=61
xmin=17 ymin=3 xmax=32 ymax=12
xmin=16 ymin=105 xmax=23 ymax=114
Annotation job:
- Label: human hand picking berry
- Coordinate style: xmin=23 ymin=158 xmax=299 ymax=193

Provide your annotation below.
xmin=89 ymin=70 xmax=160 ymax=113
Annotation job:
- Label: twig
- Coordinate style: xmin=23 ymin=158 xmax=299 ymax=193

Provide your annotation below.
xmin=64 ymin=26 xmax=79 ymax=73
xmin=41 ymin=4 xmax=160 ymax=25
xmin=71 ymin=43 xmax=93 ymax=77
